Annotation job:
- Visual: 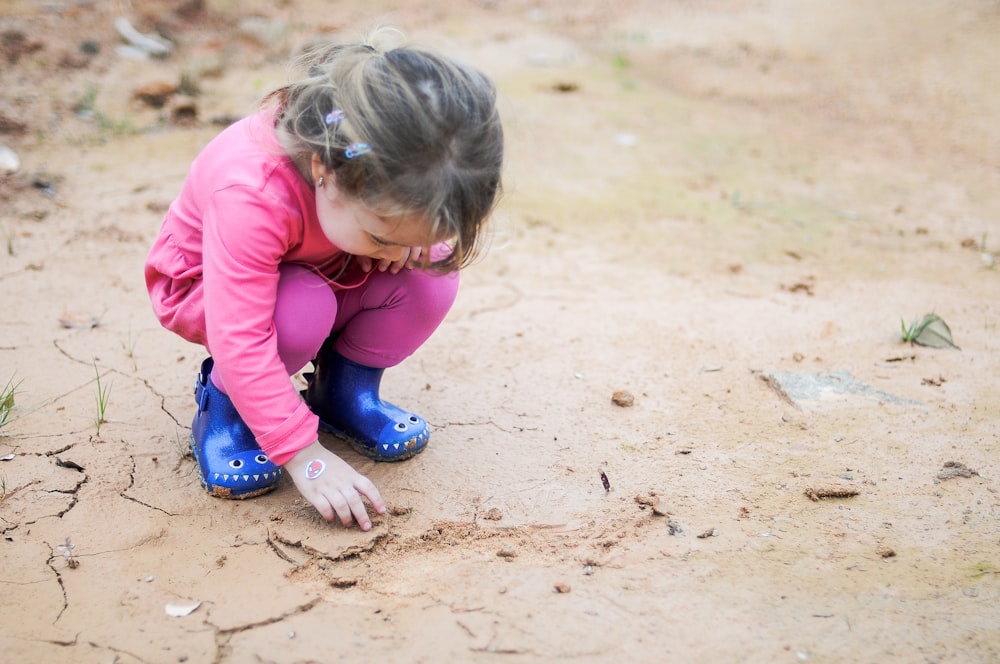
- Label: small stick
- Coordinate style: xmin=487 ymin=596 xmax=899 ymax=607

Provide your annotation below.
xmin=805 ymin=487 xmax=858 ymax=502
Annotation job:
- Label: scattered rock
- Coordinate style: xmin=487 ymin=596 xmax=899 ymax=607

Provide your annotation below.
xmin=496 ymin=547 xmax=517 ymax=559
xmin=611 ymin=390 xmax=635 ymax=407
xmin=59 ymin=51 xmax=92 ymax=69
xmin=0 ymin=144 xmax=20 ymax=174
xmin=482 ymin=507 xmax=503 ymax=521
xmin=634 ymin=493 xmax=656 ymax=507
xmin=114 ymin=16 xmax=173 ymax=58
xmin=58 ymin=312 xmax=103 ymax=329
xmin=553 ymin=582 xmax=571 ymax=594
xmin=652 ymin=500 xmax=673 ymax=517
xmin=667 ymin=519 xmax=683 ymax=536
xmin=132 ymin=81 xmax=178 ymax=108
xmin=761 ymin=371 xmax=922 ymax=407
xmin=1 ymin=29 xmax=43 ymax=65
xmin=168 ymin=95 xmax=198 ymax=125
xmin=876 ymin=546 xmax=896 ymax=559
xmin=551 ymin=81 xmax=579 ymax=93
xmin=697 ymin=528 xmax=718 ymax=539
xmin=936 ymin=461 xmax=979 ymax=481
xmin=0 ymin=111 xmax=28 ymax=135
xmin=635 ymin=493 xmax=674 ymax=516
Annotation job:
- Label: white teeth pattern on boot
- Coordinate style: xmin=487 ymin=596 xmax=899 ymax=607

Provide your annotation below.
xmin=213 ymin=472 xmax=277 ymax=484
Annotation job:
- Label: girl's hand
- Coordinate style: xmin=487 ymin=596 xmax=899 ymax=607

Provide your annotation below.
xmin=356 ymin=246 xmax=424 ymax=275
xmin=284 ymin=441 xmax=386 ymax=530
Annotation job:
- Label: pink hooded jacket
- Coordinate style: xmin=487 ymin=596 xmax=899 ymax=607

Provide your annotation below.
xmin=145 ymin=111 xmax=369 ymax=464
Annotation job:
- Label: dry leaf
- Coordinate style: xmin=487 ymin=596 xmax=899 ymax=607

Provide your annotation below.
xmin=165 ymin=601 xmax=201 ymax=617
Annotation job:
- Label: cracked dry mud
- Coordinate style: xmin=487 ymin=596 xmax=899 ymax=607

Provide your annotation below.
xmin=2 ymin=1 xmax=999 ymax=662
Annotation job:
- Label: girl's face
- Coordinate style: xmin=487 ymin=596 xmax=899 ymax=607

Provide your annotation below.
xmin=311 ymin=158 xmax=435 ymax=262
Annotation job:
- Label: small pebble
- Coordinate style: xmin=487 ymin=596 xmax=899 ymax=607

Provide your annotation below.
xmin=611 ymin=390 xmax=634 ymax=407
xmin=554 ymin=583 xmax=571 ymax=594
xmin=0 ymin=145 xmax=20 ymax=174
xmin=652 ymin=499 xmax=673 ymax=517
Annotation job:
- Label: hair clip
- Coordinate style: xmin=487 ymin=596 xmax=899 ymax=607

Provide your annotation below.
xmin=344 ymin=143 xmax=371 ymax=159
xmin=324 ymin=109 xmax=345 ymax=125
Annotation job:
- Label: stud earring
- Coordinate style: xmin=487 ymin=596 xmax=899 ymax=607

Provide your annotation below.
xmin=316 ymin=176 xmax=324 ymax=188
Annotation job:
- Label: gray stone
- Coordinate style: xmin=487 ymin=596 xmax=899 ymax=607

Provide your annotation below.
xmin=761 ymin=371 xmax=921 ymax=407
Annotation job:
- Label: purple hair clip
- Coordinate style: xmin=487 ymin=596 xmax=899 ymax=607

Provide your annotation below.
xmin=344 ymin=143 xmax=371 ymax=159
xmin=324 ymin=109 xmax=345 ymax=125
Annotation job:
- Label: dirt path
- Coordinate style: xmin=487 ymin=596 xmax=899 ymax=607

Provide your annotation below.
xmin=2 ymin=1 xmax=998 ymax=661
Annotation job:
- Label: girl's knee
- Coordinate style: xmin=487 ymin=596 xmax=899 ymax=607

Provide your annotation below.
xmin=275 ymin=265 xmax=337 ymax=368
xmin=378 ymin=267 xmax=459 ymax=315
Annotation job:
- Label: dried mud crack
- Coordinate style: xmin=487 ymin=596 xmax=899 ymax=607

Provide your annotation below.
xmin=120 ymin=454 xmax=177 ymax=516
xmin=209 ymin=597 xmax=323 ymax=664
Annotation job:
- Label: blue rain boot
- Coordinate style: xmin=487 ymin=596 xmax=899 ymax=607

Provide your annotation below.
xmin=191 ymin=358 xmax=281 ymax=498
xmin=304 ymin=347 xmax=429 ymax=461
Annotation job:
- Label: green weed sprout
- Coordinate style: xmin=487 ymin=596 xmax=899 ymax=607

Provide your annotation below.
xmin=1 ymin=376 xmax=20 ymax=430
xmin=900 ymin=313 xmax=959 ymax=349
xmin=94 ymin=361 xmax=111 ymax=435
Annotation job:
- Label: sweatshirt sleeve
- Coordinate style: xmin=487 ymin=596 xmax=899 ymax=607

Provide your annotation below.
xmin=200 ymin=184 xmax=319 ymax=465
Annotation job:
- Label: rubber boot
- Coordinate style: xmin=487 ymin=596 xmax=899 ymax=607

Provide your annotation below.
xmin=304 ymin=346 xmax=429 ymax=461
xmin=191 ymin=358 xmax=281 ymax=498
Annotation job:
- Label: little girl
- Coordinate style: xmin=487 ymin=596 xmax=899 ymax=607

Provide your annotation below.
xmin=144 ymin=29 xmax=504 ymax=531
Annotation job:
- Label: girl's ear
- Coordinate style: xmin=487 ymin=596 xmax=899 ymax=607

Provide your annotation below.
xmin=310 ymin=153 xmax=330 ymax=187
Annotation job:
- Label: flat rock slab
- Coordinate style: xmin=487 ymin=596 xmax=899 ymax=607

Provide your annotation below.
xmin=760 ymin=371 xmax=922 ymax=407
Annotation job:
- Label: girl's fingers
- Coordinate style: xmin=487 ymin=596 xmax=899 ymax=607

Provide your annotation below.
xmin=406 ymin=246 xmax=423 ymax=270
xmin=324 ymin=488 xmax=373 ymax=530
xmin=327 ymin=491 xmax=356 ymax=528
xmin=346 ymin=491 xmax=373 ymax=530
xmin=355 ymin=477 xmax=386 ymax=513
xmin=312 ymin=493 xmax=335 ymax=522
xmin=389 ymin=248 xmax=410 ymax=274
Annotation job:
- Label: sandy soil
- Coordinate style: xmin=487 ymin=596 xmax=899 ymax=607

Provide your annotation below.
xmin=2 ymin=1 xmax=999 ymax=662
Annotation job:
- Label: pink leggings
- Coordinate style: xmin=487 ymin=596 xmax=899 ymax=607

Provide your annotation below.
xmin=270 ymin=263 xmax=459 ymax=377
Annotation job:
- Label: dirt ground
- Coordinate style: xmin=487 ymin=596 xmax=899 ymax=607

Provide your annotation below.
xmin=2 ymin=0 xmax=999 ymax=662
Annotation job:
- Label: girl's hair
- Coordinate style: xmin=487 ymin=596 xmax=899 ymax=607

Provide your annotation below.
xmin=268 ymin=28 xmax=504 ymax=272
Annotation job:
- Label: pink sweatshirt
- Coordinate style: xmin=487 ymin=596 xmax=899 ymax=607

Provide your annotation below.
xmin=145 ymin=111 xmax=369 ymax=465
